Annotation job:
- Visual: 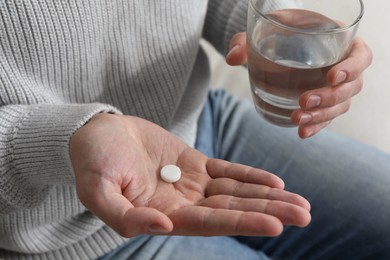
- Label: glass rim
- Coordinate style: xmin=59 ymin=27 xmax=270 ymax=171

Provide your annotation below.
xmin=249 ymin=0 xmax=364 ymax=34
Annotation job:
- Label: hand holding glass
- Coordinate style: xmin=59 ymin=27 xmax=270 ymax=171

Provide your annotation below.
xmin=247 ymin=0 xmax=364 ymax=127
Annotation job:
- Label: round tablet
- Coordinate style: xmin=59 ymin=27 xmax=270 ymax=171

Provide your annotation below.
xmin=160 ymin=164 xmax=181 ymax=183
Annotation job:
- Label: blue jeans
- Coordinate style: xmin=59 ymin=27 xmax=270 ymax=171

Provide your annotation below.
xmin=99 ymin=89 xmax=390 ymax=260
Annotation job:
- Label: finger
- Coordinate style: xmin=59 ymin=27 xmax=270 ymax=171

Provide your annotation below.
xmin=298 ymin=120 xmax=332 ymax=139
xmin=206 ymin=178 xmax=310 ymax=210
xmin=327 ymin=36 xmax=373 ymax=86
xmin=293 ymin=99 xmax=352 ymax=127
xmin=79 ymin=184 xmax=173 ymax=237
xmin=299 ymin=76 xmax=363 ymax=110
xmin=226 ymin=32 xmax=248 ymax=66
xmin=123 ymin=207 xmax=173 ymax=236
xmin=206 ymin=159 xmax=285 ymax=189
xmin=198 ymin=195 xmax=311 ymax=227
xmin=169 ymin=206 xmax=284 ymax=237
xmin=99 ymin=196 xmax=173 ymax=237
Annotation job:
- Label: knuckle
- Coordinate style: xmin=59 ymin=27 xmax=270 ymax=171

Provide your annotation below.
xmin=365 ymin=42 xmax=374 ymax=66
xmin=348 ymin=69 xmax=360 ymax=81
xmin=327 ymin=91 xmax=340 ymax=106
xmin=314 ymin=107 xmax=338 ymax=122
xmin=356 ymin=77 xmax=364 ymax=94
xmin=342 ymin=100 xmax=352 ymax=114
xmin=324 ymin=109 xmax=334 ymax=121
xmin=117 ymin=226 xmax=138 ymax=238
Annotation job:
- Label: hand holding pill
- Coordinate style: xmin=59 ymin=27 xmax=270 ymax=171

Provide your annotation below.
xmin=71 ymin=114 xmax=311 ymax=238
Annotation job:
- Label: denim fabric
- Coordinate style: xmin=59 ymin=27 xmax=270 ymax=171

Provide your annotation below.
xmin=99 ymin=89 xmax=390 ymax=260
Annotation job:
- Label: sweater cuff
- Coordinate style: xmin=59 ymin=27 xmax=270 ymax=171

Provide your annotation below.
xmin=204 ymin=0 xmax=303 ymax=55
xmin=11 ymin=103 xmax=121 ymax=185
xmin=223 ymin=1 xmax=248 ymax=54
xmin=204 ymin=0 xmax=248 ymax=55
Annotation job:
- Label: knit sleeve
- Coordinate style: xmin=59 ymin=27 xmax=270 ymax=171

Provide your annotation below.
xmin=0 ymin=103 xmax=121 ymax=213
xmin=203 ymin=0 xmax=302 ymax=55
xmin=203 ymin=0 xmax=249 ymax=55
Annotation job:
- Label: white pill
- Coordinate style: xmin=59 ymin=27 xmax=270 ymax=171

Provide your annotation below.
xmin=160 ymin=164 xmax=181 ymax=183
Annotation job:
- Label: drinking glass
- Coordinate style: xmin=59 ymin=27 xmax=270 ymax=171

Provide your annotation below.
xmin=247 ymin=0 xmax=364 ymax=127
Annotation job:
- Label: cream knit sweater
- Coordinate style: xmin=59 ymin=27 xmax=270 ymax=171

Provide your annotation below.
xmin=0 ymin=0 xmax=299 ymax=259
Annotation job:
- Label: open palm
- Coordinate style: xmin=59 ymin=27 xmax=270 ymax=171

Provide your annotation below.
xmin=70 ymin=114 xmax=311 ymax=238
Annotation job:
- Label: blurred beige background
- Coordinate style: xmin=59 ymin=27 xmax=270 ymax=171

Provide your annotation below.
xmin=202 ymin=0 xmax=390 ymax=153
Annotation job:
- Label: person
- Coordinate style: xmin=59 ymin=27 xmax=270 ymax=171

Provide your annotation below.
xmin=0 ymin=1 xmax=388 ymax=259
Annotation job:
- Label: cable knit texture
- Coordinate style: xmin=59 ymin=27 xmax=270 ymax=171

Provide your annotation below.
xmin=0 ymin=0 xmax=277 ymax=259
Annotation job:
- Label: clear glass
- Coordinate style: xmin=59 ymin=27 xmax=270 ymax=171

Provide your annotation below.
xmin=247 ymin=0 xmax=364 ymax=127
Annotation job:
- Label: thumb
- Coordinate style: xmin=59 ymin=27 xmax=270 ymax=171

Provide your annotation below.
xmin=226 ymin=32 xmax=248 ymax=66
xmin=80 ymin=188 xmax=173 ymax=237
xmin=123 ymin=207 xmax=174 ymax=236
xmin=327 ymin=36 xmax=373 ymax=86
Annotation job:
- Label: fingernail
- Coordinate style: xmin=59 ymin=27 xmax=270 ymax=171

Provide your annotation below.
xmin=226 ymin=44 xmax=241 ymax=60
xmin=299 ymin=113 xmax=313 ymax=125
xmin=148 ymin=224 xmax=169 ymax=234
xmin=335 ymin=71 xmax=347 ymax=85
xmin=305 ymin=128 xmax=315 ymax=138
xmin=306 ymin=95 xmax=321 ymax=109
